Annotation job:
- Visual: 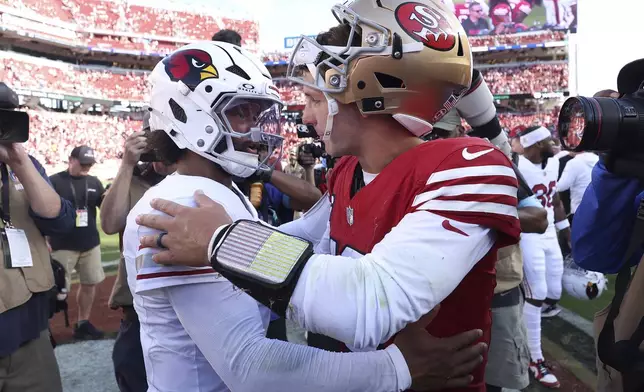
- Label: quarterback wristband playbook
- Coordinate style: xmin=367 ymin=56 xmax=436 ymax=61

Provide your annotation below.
xmin=209 ymin=220 xmax=314 ymax=317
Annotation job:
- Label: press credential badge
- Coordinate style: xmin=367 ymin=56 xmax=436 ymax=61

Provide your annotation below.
xmin=5 ymin=227 xmax=33 ymax=268
xmin=76 ymin=209 xmax=88 ymax=227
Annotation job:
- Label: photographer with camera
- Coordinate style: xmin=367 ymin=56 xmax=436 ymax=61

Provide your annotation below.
xmin=0 ymin=83 xmax=75 ymax=392
xmin=561 ymin=59 xmax=644 ymax=391
xmin=100 ymin=114 xmax=175 ymax=392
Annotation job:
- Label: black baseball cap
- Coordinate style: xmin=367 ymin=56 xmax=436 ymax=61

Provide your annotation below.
xmin=617 ymin=58 xmax=644 ymax=94
xmin=70 ymin=145 xmax=96 ymax=165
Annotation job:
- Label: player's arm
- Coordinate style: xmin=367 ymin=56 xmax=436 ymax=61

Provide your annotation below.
xmin=101 ymin=132 xmax=147 ymax=233
xmin=207 ymin=148 xmax=520 ymax=350
xmin=132 ymin=204 xmax=410 ymax=392
xmin=276 ymin=193 xmax=331 ymax=246
xmin=100 ymin=163 xmax=135 ymax=234
xmin=556 ymin=160 xmax=575 ymax=192
xmin=518 ymin=195 xmax=548 ymax=234
xmin=553 ymin=192 xmax=567 ymax=223
xmin=164 ymin=282 xmax=411 ymax=392
xmin=269 ymin=169 xmax=323 ymax=211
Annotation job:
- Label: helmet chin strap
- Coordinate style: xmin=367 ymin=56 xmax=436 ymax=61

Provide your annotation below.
xmin=322 ymin=93 xmax=339 ymax=142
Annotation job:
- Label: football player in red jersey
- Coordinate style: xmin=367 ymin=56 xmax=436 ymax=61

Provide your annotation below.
xmin=136 ymin=1 xmax=521 ymax=391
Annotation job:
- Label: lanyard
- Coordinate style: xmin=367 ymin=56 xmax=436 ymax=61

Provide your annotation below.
xmin=0 ymin=164 xmax=9 ymax=225
xmin=69 ymin=176 xmax=88 ymax=209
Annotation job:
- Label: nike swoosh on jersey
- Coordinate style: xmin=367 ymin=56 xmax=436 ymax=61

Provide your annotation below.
xmin=442 ymin=219 xmax=469 ymax=237
xmin=462 ymin=147 xmax=494 ymax=161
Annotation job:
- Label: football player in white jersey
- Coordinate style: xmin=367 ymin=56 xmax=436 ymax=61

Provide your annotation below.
xmin=124 ymin=40 xmax=485 ymax=392
xmin=516 ymin=125 xmax=570 ymax=388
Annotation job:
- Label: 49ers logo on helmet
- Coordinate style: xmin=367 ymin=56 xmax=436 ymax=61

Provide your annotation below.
xmin=395 ymin=2 xmax=456 ymax=51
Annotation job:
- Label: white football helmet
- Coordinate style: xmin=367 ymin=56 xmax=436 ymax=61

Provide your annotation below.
xmin=147 ymin=41 xmax=284 ymax=178
xmin=562 ymin=255 xmax=608 ymax=301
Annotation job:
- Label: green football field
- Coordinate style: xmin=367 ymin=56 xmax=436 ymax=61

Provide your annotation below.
xmin=97 ymin=212 xmax=120 ymax=267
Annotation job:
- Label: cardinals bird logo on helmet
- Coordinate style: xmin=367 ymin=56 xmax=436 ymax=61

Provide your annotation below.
xmin=147 ymin=41 xmax=284 ymax=179
xmin=562 ymin=255 xmax=608 ymax=301
xmin=163 ymin=49 xmax=219 ymax=91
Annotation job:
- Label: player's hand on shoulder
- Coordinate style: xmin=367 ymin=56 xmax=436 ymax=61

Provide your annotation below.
xmin=136 ymin=190 xmax=233 ymax=267
xmin=394 ymin=306 xmax=486 ymax=390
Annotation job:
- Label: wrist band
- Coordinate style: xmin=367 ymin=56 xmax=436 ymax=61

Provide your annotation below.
xmin=555 ymin=219 xmax=570 ymax=231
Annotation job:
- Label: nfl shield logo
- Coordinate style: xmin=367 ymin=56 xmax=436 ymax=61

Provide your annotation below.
xmin=346 ymin=206 xmax=354 ymax=226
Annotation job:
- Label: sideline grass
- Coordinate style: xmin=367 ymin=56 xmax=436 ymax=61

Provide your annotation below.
xmin=97 ymin=212 xmax=120 ymax=263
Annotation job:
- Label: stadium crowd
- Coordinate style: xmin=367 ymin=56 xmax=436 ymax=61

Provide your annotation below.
xmin=0 ymin=0 xmax=605 ymax=391
xmin=261 ymin=30 xmax=567 ymax=63
xmin=2 ymin=0 xmax=260 ymax=46
xmin=481 ymin=63 xmax=568 ymax=94
xmin=19 ymin=110 xmax=559 ymax=167
xmin=1 ymin=55 xmax=568 ymax=103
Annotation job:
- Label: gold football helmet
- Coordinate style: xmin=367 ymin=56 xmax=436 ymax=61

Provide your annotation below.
xmin=287 ymin=0 xmax=473 ymax=137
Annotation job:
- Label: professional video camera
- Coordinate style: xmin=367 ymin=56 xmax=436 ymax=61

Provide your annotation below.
xmin=0 ymin=83 xmax=29 ymax=143
xmin=294 ymin=117 xmax=336 ymax=168
xmin=139 ymin=112 xmax=160 ymax=162
xmin=558 ymin=58 xmax=644 ymax=178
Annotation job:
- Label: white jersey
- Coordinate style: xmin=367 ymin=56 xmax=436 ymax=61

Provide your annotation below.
xmin=557 ymin=152 xmax=599 ymax=214
xmin=124 ymin=174 xmax=411 ymax=392
xmin=517 ymin=155 xmax=560 ymax=232
xmin=124 ymin=174 xmax=267 ymax=391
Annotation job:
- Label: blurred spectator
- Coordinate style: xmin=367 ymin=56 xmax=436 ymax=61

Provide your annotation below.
xmin=461 ymin=2 xmax=492 ymax=35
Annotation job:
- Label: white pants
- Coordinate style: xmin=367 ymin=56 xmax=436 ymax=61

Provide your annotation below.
xmin=520 ymin=230 xmax=564 ymax=301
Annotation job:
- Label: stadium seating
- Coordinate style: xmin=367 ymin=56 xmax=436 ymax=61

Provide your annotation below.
xmin=0 ymin=1 xmax=567 ymax=166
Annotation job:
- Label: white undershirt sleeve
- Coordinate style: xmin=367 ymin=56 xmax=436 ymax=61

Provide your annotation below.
xmin=166 ymin=281 xmax=411 ymax=392
xmin=287 ymin=210 xmax=496 ymax=351
xmin=277 ymin=193 xmax=330 ymax=246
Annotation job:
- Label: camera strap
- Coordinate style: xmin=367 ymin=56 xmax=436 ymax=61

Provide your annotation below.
xmin=0 ymin=164 xmax=11 ymax=225
xmin=597 ymin=198 xmax=644 ymax=377
xmin=69 ymin=176 xmax=88 ymax=209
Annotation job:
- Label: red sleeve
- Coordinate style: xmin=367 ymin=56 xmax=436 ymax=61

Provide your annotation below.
xmin=410 ymin=145 xmax=521 ymax=248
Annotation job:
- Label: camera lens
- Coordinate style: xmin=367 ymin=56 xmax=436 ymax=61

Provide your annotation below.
xmin=558 ymin=95 xmax=644 ymax=152
xmin=558 ymin=97 xmax=590 ymax=150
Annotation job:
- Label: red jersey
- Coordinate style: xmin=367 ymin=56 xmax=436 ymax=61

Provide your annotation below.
xmin=323 ymin=138 xmax=520 ymax=391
